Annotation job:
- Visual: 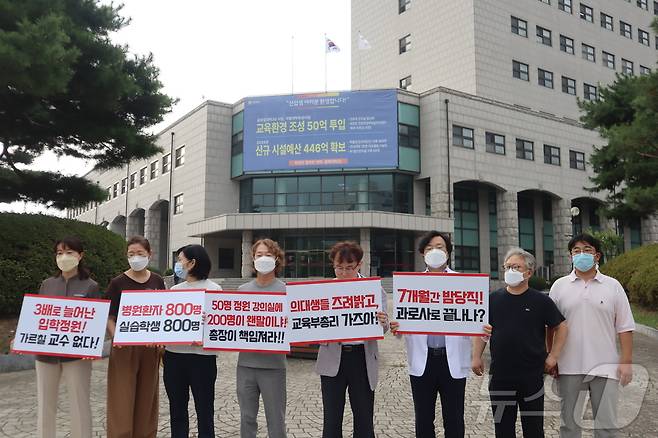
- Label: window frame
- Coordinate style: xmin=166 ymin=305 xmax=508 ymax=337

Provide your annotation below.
xmin=561 ymin=76 xmax=576 ymax=95
xmin=399 ymin=34 xmax=411 ymax=54
xmin=536 ymin=26 xmax=552 ymax=46
xmin=175 ymin=145 xmax=185 ymax=168
xmin=516 ymin=139 xmax=535 ymax=161
xmin=569 ymin=150 xmax=586 ymax=170
xmin=399 ymin=75 xmax=412 ymax=90
xmin=602 ymin=51 xmax=616 ymax=69
xmin=485 ymin=132 xmax=506 ymax=155
xmin=583 ymin=83 xmax=598 ymax=101
xmin=600 ymin=12 xmax=614 ymax=31
xmin=579 ymin=3 xmax=593 ymax=22
xmin=581 ymin=43 xmax=596 ymax=62
xmin=543 ymin=144 xmax=561 ymax=166
xmin=558 ymin=0 xmax=573 ymax=13
xmin=173 ymin=193 xmax=184 ymax=215
xmin=452 ymin=125 xmax=475 ymax=149
xmin=513 ymin=60 xmax=529 ymax=81
xmin=620 ymin=21 xmax=632 ymax=39
xmin=538 ymin=68 xmax=554 ymax=88
xmin=560 ymin=35 xmax=575 ymax=54
xmin=511 ymin=16 xmax=528 ymax=37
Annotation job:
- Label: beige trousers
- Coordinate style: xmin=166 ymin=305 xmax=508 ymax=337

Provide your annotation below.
xmin=35 ymin=359 xmax=92 ymax=438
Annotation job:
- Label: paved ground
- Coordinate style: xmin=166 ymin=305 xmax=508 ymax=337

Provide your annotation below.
xmin=1 ymin=320 xmax=656 ymax=437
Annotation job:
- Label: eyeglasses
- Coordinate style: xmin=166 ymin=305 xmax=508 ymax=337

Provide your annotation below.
xmin=502 ymin=264 xmax=526 ymax=272
xmin=334 ymin=265 xmax=358 ymax=273
xmin=570 ymin=247 xmax=596 ymax=255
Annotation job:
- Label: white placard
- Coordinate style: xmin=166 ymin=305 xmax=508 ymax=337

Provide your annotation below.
xmin=12 ymin=294 xmax=110 ymax=358
xmin=286 ymin=277 xmax=384 ymax=345
xmin=113 ymin=289 xmax=205 ymax=345
xmin=393 ymin=272 xmax=489 ymax=336
xmin=203 ymin=291 xmax=289 ymax=354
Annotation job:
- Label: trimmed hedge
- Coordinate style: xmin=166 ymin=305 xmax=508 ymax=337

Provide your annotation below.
xmin=601 ymin=243 xmax=658 ymax=310
xmin=0 ymin=213 xmax=128 ymax=316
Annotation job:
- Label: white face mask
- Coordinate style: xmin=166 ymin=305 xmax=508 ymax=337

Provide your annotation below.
xmin=254 ymin=256 xmax=276 ymax=274
xmin=504 ymin=269 xmax=525 ymax=287
xmin=56 ymin=254 xmax=79 ymax=273
xmin=424 ymin=249 xmax=448 ymax=269
xmin=128 ymin=255 xmax=149 ymax=272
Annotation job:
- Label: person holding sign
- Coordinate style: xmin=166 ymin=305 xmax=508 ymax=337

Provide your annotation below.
xmin=105 ymin=236 xmax=165 ymax=438
xmin=164 ymin=244 xmax=221 ymax=438
xmin=472 ymin=248 xmax=567 ymax=438
xmin=22 ymin=237 xmax=99 ymax=438
xmin=316 ymin=241 xmax=389 ymax=438
xmin=236 ymin=238 xmax=288 ymax=438
xmin=390 ymin=231 xmax=475 ymax=438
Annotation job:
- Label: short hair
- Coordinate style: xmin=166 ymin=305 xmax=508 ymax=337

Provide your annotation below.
xmin=178 ymin=244 xmax=211 ymax=280
xmin=568 ymin=233 xmax=602 ymax=254
xmin=251 ymin=238 xmax=285 ymax=275
xmin=126 ymin=235 xmax=151 ymax=253
xmin=54 ymin=236 xmax=90 ymax=280
xmin=329 ymin=241 xmax=364 ymax=264
xmin=503 ymin=247 xmax=537 ymax=272
xmin=417 ymin=231 xmax=453 ymax=258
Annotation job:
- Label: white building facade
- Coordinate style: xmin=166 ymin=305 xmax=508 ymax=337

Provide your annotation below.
xmin=68 ymin=0 xmax=658 ymax=280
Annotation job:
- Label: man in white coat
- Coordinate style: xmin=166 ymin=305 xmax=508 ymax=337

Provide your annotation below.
xmin=391 ymin=231 xmax=482 ymax=438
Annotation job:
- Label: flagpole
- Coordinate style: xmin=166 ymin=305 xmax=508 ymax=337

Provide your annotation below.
xmin=291 ymin=35 xmax=294 ymax=94
xmin=324 ymin=33 xmax=328 ymax=92
xmin=358 ymin=31 xmax=362 ymax=90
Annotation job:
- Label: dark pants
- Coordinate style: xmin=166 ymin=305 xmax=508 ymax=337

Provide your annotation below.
xmin=489 ymin=375 xmax=545 ymax=438
xmin=410 ymin=348 xmax=466 ymax=438
xmin=163 ymin=351 xmax=217 ymax=438
xmin=321 ymin=345 xmax=375 ymax=438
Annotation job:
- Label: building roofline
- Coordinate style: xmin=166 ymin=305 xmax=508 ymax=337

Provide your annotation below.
xmin=419 ymin=86 xmax=585 ymax=128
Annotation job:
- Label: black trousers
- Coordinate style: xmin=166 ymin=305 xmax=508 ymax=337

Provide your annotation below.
xmin=163 ymin=350 xmax=217 ymax=438
xmin=410 ymin=348 xmax=466 ymax=438
xmin=489 ymin=375 xmax=545 ymax=438
xmin=321 ymin=345 xmax=375 ymax=438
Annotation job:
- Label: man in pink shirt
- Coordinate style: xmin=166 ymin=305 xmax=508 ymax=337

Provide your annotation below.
xmin=549 ymin=234 xmax=635 ymax=438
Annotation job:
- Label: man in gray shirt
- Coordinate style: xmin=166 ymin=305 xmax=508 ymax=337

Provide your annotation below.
xmin=237 ymin=238 xmax=287 ymax=438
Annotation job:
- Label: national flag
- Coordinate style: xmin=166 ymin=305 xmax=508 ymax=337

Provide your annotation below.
xmin=326 ymin=37 xmax=340 ymax=53
xmin=358 ymin=33 xmax=371 ymax=50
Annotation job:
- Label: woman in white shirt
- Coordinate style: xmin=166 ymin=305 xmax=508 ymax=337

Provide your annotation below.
xmin=164 ymin=244 xmax=221 ymax=438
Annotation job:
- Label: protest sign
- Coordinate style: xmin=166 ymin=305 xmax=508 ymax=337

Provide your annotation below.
xmin=11 ymin=294 xmax=110 ymax=358
xmin=393 ymin=272 xmax=489 ymax=336
xmin=203 ymin=291 xmax=289 ymax=354
xmin=113 ymin=289 xmax=205 ymax=345
xmin=286 ymin=277 xmax=384 ymax=345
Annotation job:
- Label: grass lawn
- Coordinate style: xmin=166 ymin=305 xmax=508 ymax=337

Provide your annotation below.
xmin=631 ymin=303 xmax=658 ymax=330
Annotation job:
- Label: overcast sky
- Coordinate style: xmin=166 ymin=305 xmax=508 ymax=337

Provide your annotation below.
xmin=1 ymin=0 xmax=352 ymax=215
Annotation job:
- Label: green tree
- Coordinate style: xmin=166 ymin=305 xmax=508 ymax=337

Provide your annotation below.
xmin=579 ymin=19 xmax=658 ymax=220
xmin=0 ymin=0 xmax=175 ymax=209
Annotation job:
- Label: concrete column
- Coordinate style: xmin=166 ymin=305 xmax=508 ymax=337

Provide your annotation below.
xmin=478 ymin=188 xmax=491 ymax=273
xmin=623 ymin=224 xmax=632 ymax=252
xmin=144 ymin=209 xmax=161 ymax=270
xmin=241 ymin=230 xmax=254 ymax=278
xmin=413 ymin=180 xmax=427 ymax=216
xmin=552 ymin=198 xmax=572 ymax=277
xmin=359 ymin=228 xmax=371 ymax=277
xmin=641 ymin=214 xmax=658 ymax=244
xmin=127 ymin=211 xmax=145 ymax=237
xmin=414 ymin=233 xmax=425 ymax=271
xmin=496 ymin=191 xmax=519 ymax=267
xmin=533 ymin=196 xmax=544 ymax=267
xmin=430 ymin=179 xmax=452 ymax=220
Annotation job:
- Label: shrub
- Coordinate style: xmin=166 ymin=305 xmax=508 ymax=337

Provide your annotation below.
xmin=601 ymin=244 xmax=658 ymax=310
xmin=0 ymin=213 xmax=127 ymax=316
